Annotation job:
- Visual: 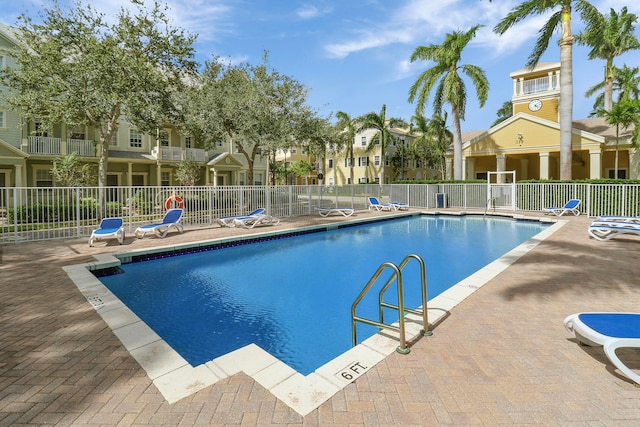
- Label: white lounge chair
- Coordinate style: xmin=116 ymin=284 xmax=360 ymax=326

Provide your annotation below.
xmin=216 ymin=208 xmax=265 ymax=227
xmin=541 ymin=199 xmax=581 ymax=216
xmin=315 ymin=207 xmax=354 ymax=217
xmin=588 ymin=221 xmax=640 ymax=241
xmin=368 ymin=197 xmax=393 ymax=212
xmin=233 ymin=212 xmax=280 ymax=229
xmin=564 ymin=312 xmax=640 ymax=384
xmin=89 ymin=217 xmax=124 ymax=247
xmin=135 ymin=208 xmax=184 ymax=238
xmin=390 ymin=201 xmax=408 ymax=211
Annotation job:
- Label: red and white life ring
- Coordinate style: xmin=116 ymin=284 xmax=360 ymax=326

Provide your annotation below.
xmin=165 ymin=195 xmax=184 ymax=210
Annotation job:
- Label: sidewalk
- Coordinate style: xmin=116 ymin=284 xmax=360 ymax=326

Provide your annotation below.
xmin=1 ymin=211 xmax=640 ymax=426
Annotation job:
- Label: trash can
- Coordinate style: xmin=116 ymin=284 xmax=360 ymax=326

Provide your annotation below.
xmin=436 ymin=193 xmax=447 ymax=208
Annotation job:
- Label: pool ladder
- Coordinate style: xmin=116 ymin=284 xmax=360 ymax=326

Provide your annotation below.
xmin=351 ymin=254 xmax=432 ymax=354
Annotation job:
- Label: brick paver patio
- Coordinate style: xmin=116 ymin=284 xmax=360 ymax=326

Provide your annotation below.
xmin=1 ymin=210 xmax=640 ymax=426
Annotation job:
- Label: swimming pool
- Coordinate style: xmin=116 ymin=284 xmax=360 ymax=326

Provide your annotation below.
xmin=97 ymin=214 xmax=549 ymax=375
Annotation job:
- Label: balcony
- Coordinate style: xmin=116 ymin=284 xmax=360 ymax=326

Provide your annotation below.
xmin=28 ymin=136 xmax=96 ymax=157
xmin=152 ymin=146 xmax=207 ymax=162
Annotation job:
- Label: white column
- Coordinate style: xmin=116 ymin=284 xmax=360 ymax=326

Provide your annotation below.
xmin=15 ymin=164 xmax=23 ymax=187
xmin=496 ymin=154 xmax=506 ymax=183
xmin=589 ymin=149 xmax=602 ymax=179
xmin=548 ymin=71 xmax=553 ymax=91
xmin=127 ymin=162 xmax=133 ymax=186
xmin=520 ymin=158 xmax=529 ymax=180
xmin=539 ymin=152 xmax=550 ymax=180
xmin=466 ymin=157 xmax=476 ymax=181
xmin=513 ymin=78 xmax=518 ymax=97
xmin=627 ymin=148 xmax=639 ymax=180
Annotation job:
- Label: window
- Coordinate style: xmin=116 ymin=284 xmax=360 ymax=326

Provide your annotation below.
xmin=374 ymin=138 xmax=380 ymax=145
xmin=361 ymin=136 xmax=367 ymax=146
xmin=36 ymin=169 xmax=53 ymax=187
xmin=35 ymin=121 xmax=47 ymax=137
xmin=374 ymin=155 xmax=380 ymax=166
xmin=301 ymin=148 xmax=307 ymax=155
xmin=385 ymin=155 xmax=390 ymax=166
xmin=185 ymin=136 xmax=192 ymax=149
xmin=359 ymin=177 xmax=368 ymax=183
xmin=217 ymin=140 xmax=224 ymax=148
xmin=345 ymin=158 xmax=352 ymax=167
xmin=161 ymin=171 xmax=170 ymax=186
xmin=109 ymin=132 xmax=118 ymax=146
xmin=292 ymin=148 xmax=298 ymax=154
xmin=328 ymin=158 xmax=333 ymax=169
xmin=254 ymin=173 xmax=263 ymax=185
xmin=129 ymin=130 xmax=143 ymax=148
xmin=159 ymin=130 xmax=169 ymax=147
xmin=358 ymin=157 xmax=369 ymax=167
xmin=69 ymin=128 xmax=85 ymax=140
xmin=608 ymin=169 xmax=627 ymax=179
xmin=0 ymin=110 xmax=4 ymax=128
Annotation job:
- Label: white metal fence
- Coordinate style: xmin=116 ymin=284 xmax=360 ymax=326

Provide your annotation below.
xmin=1 ymin=183 xmax=638 ymax=244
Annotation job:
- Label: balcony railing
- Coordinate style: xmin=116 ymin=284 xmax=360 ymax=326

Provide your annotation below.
xmin=152 ymin=146 xmax=206 ymax=162
xmin=28 ymin=136 xmax=96 ymax=157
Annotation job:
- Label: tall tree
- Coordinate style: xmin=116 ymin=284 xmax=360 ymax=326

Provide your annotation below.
xmin=492 ymin=101 xmax=514 ymax=127
xmin=597 ymin=99 xmax=640 ymax=178
xmin=335 ymin=111 xmax=358 ymax=184
xmin=408 ymin=25 xmax=488 ymax=180
xmin=586 ymin=64 xmax=640 ymax=114
xmin=576 ymin=6 xmax=640 ymax=112
xmin=0 ymin=1 xmax=197 ymax=187
xmin=357 ymin=104 xmax=405 ymax=185
xmin=493 ymin=0 xmax=596 ymax=180
xmin=410 ymin=113 xmax=453 ymax=180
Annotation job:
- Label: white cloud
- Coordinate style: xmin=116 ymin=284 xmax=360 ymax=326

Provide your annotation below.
xmin=296 ymin=4 xmax=320 ymax=20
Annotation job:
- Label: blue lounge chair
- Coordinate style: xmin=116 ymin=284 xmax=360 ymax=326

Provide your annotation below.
xmin=588 ymin=221 xmax=640 ymax=241
xmin=368 ymin=197 xmax=393 ymax=212
xmin=135 ymin=208 xmax=184 ymax=239
xmin=315 ymin=207 xmax=355 ymax=217
xmin=564 ymin=312 xmax=640 ymax=384
xmin=233 ymin=211 xmax=280 ymax=229
xmin=541 ymin=199 xmax=581 ymax=216
xmin=216 ymin=208 xmax=265 ymax=227
xmin=89 ymin=217 xmax=124 ymax=247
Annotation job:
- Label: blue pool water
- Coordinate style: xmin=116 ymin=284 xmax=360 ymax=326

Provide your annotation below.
xmin=99 ymin=215 xmax=548 ymax=375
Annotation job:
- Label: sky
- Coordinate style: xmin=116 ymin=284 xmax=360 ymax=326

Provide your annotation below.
xmin=1 ymin=0 xmax=640 ymax=132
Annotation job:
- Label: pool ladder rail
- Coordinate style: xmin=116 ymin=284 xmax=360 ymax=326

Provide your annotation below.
xmin=351 ymin=254 xmax=432 ymax=355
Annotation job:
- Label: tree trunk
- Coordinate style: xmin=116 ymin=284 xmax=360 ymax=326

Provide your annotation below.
xmin=559 ymin=4 xmax=574 ymax=180
xmin=451 ymin=105 xmax=462 ymax=180
xmin=604 ymin=59 xmax=614 ymax=113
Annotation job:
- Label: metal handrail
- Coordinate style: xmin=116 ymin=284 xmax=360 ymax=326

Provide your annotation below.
xmin=351 ymin=254 xmax=431 ymax=355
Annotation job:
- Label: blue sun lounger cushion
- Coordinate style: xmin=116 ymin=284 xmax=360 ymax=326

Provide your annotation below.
xmin=564 ymin=312 xmax=640 ymax=384
xmin=89 ymin=217 xmax=124 ymax=247
xmin=135 ymin=208 xmax=184 ymax=239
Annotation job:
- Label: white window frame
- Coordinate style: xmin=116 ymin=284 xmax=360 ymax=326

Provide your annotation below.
xmin=361 ymin=136 xmax=367 ymax=146
xmin=129 ymin=130 xmax=143 ymax=148
xmin=358 ymin=156 xmax=369 ymax=167
xmin=184 ymin=136 xmax=192 ymax=149
xmin=327 ymin=158 xmax=333 ymax=169
xmin=358 ymin=177 xmax=368 ymax=183
xmin=0 ymin=110 xmax=5 ymax=128
xmin=374 ymin=155 xmax=380 ymax=166
xmin=161 ymin=170 xmax=171 ymax=186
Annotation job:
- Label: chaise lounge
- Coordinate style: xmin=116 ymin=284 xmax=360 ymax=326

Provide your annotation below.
xmin=541 ymin=199 xmax=581 ymax=216
xmin=588 ymin=220 xmax=640 ymax=241
xmin=89 ymin=217 xmax=124 ymax=247
xmin=368 ymin=197 xmax=393 ymax=212
xmin=315 ymin=207 xmax=355 ymax=217
xmin=135 ymin=208 xmax=184 ymax=239
xmin=564 ymin=312 xmax=640 ymax=384
xmin=216 ymin=208 xmax=265 ymax=227
xmin=233 ymin=211 xmax=280 ymax=229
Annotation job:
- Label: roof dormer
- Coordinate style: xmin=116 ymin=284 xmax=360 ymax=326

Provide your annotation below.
xmin=510 ymin=62 xmax=561 ymax=122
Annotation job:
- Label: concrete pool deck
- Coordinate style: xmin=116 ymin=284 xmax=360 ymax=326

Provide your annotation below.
xmin=2 ymin=209 xmax=640 ymax=425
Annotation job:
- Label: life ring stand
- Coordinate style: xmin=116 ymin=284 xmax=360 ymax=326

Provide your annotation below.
xmin=165 ymin=195 xmax=184 ymax=210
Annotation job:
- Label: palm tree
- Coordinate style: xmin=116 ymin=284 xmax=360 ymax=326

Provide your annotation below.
xmin=411 ymin=113 xmax=453 ymax=179
xmin=597 ymin=99 xmax=640 ymax=178
xmin=494 ymin=0 xmax=596 ymax=180
xmin=576 ymin=6 xmax=640 ymax=112
xmin=586 ymin=64 xmax=640 ymax=114
xmin=492 ymin=101 xmax=514 ymax=127
xmin=357 ymin=104 xmax=405 ymax=185
xmin=335 ymin=111 xmax=358 ymax=184
xmin=408 ymin=25 xmax=488 ymax=180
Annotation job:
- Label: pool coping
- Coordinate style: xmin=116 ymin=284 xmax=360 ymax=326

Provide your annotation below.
xmin=62 ymin=211 xmax=565 ymax=416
